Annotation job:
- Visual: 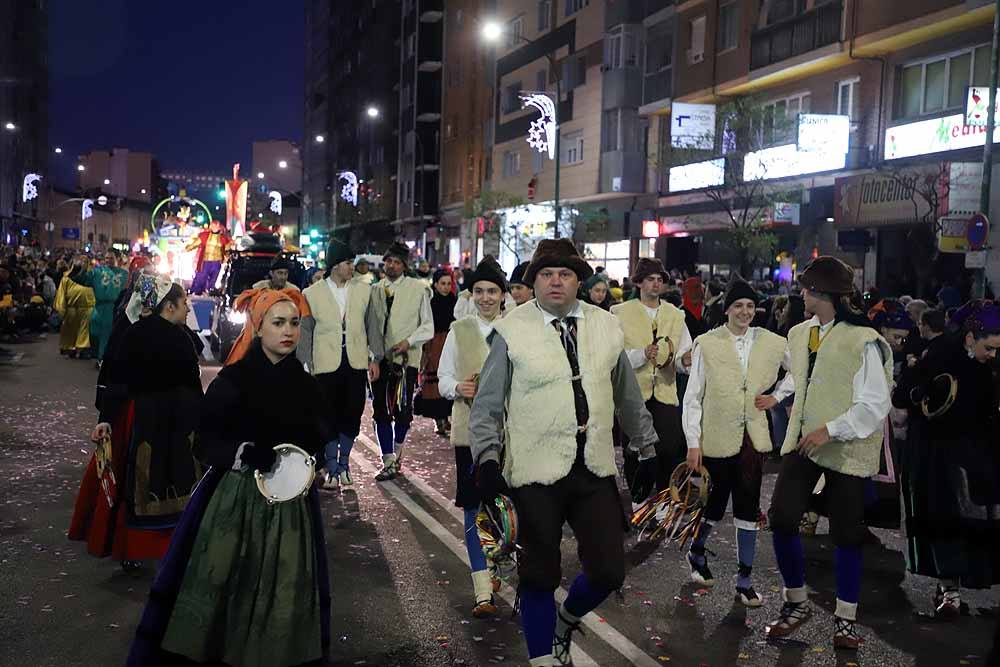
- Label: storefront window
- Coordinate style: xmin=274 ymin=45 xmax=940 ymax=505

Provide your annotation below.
xmin=584 ymin=240 xmax=631 ymax=281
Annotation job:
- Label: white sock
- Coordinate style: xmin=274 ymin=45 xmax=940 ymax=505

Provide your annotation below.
xmin=835 ymin=598 xmax=858 ymax=621
xmin=554 ymin=603 xmax=581 ymax=638
xmin=471 ymin=570 xmax=493 ymax=605
xmin=529 ymin=656 xmax=554 ymax=667
xmin=381 ymin=452 xmax=396 ymax=468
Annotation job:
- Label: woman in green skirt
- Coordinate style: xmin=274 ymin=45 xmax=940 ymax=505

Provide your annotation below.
xmin=129 ymin=289 xmax=331 ymax=666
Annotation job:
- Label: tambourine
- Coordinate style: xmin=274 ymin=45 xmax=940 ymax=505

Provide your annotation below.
xmin=631 ymin=463 xmax=712 ymax=545
xmin=919 ymin=373 xmax=958 ymax=419
xmin=254 ymin=443 xmax=316 ymax=504
xmin=654 ymin=335 xmax=676 ymax=369
xmin=476 ymin=494 xmax=519 ymax=562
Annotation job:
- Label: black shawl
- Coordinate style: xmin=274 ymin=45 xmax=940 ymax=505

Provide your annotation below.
xmin=430 ymin=290 xmax=457 ymax=334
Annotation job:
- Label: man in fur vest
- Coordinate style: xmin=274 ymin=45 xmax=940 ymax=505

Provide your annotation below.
xmin=611 ymin=258 xmax=693 ymax=500
xmin=757 ymin=256 xmax=892 ymax=650
xmin=681 ymin=278 xmax=790 ymax=607
xmin=298 ymin=239 xmax=383 ymax=489
xmin=470 ymin=239 xmax=659 ymax=667
xmin=370 ymin=241 xmax=434 ymax=480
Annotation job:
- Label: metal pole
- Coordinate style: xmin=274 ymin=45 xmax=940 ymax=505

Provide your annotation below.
xmin=553 ymin=76 xmax=561 ymax=239
xmin=975 ymin=0 xmax=1000 ymax=299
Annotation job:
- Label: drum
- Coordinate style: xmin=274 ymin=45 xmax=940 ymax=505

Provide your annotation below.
xmin=254 ymin=443 xmax=316 ymax=504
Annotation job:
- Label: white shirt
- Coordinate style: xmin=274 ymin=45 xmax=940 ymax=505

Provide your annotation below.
xmin=624 ymin=300 xmax=693 ymax=374
xmin=682 ymin=326 xmax=793 ymax=450
xmin=771 ymin=316 xmax=890 ymax=442
xmin=438 ymin=315 xmax=497 ymax=400
xmin=325 ymin=276 xmax=350 ymax=322
xmin=384 ymin=275 xmax=435 ymax=348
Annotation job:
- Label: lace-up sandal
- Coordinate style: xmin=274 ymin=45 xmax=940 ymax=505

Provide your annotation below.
xmin=833 ymin=616 xmax=862 ymax=650
xmin=765 ymin=601 xmax=812 ymax=638
xmin=552 ymin=609 xmax=584 ymax=666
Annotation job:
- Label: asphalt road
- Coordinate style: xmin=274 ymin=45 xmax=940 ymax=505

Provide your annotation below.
xmin=1 ymin=334 xmax=998 ymax=666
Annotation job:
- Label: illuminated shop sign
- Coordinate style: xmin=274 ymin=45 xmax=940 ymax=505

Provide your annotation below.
xmin=885 ymin=112 xmax=1000 ymax=160
xmin=668 ymin=158 xmax=725 ymax=192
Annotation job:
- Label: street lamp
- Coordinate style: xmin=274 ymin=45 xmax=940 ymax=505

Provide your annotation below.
xmin=103 ymin=178 xmax=111 ymax=185
xmin=315 ymin=134 xmax=325 ymax=143
xmin=278 ymin=160 xmax=288 ymax=169
xmin=76 ymin=164 xmax=85 ymax=172
xmin=3 ymin=121 xmax=15 ymax=131
xmin=366 ymin=106 xmax=380 ymax=119
xmin=481 ymin=21 xmax=562 ymax=238
xmin=257 ymin=171 xmax=265 ymax=179
xmin=140 ymin=188 xmax=147 ymax=194
xmin=54 ymin=147 xmax=62 ymax=154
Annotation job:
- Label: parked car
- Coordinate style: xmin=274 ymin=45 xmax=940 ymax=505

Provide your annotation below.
xmin=209 ymin=232 xmax=305 ymax=363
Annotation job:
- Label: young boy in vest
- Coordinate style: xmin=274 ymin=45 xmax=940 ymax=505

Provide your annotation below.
xmin=757 ymin=256 xmax=892 ymax=650
xmin=469 ymin=239 xmax=660 ymax=667
xmin=611 ymin=258 xmax=692 ymax=500
xmin=682 ymin=279 xmax=789 ymax=606
xmin=437 ymin=256 xmax=508 ymax=618
xmin=370 ymin=242 xmax=434 ymax=480
xmin=299 ymin=239 xmax=383 ymax=488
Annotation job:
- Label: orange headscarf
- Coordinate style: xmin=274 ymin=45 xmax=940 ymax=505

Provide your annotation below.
xmin=223 ymin=287 xmax=311 ymax=366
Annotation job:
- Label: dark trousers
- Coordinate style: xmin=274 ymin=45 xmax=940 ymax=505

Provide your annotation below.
xmin=371 ymin=360 xmax=418 ymax=424
xmin=703 ymin=433 xmax=765 ymax=525
xmin=512 ymin=462 xmax=626 ymax=593
xmin=647 ymin=399 xmax=684 ymax=489
xmin=315 ymin=357 xmax=368 ymax=438
xmin=768 ymin=453 xmax=868 ymax=548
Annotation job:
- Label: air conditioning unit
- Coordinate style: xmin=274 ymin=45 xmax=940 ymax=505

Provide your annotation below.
xmin=687 ymin=49 xmax=704 ymax=64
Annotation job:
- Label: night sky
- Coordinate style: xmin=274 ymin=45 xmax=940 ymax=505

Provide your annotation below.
xmin=48 ymin=0 xmax=304 ymax=188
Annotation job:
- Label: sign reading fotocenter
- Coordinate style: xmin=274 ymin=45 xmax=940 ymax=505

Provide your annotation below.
xmin=798 ymin=114 xmax=850 ymax=154
xmin=671 ymin=102 xmax=716 ymax=150
xmin=885 ymin=113 xmax=1000 ymax=159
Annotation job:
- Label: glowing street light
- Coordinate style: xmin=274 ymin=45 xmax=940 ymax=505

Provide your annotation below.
xmin=103 ymin=178 xmax=111 ymax=185
xmin=257 ymin=171 xmax=265 ymax=179
xmin=140 ymin=188 xmax=147 ymax=194
xmin=77 ymin=164 xmax=85 ymax=172
xmin=481 ymin=21 xmax=503 ymax=42
xmin=4 ymin=121 xmax=15 ymax=131
xmin=278 ymin=160 xmax=288 ymax=169
xmin=315 ymin=134 xmax=325 ymax=143
xmin=366 ymin=106 xmax=380 ymax=118
xmin=54 ymin=147 xmax=62 ymax=154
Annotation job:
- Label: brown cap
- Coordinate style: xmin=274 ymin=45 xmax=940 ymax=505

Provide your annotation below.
xmin=523 ymin=238 xmax=593 ymax=285
xmin=799 ymin=256 xmax=855 ymax=295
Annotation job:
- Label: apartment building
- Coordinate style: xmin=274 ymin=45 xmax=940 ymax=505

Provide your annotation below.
xmin=651 ymin=0 xmax=1000 ymax=295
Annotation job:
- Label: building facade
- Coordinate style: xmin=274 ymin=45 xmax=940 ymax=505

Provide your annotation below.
xmin=78 ymin=149 xmax=160 ymax=204
xmin=303 ymin=0 xmax=401 ymax=252
xmin=252 ymin=140 xmax=303 ymax=195
xmin=0 ymin=0 xmax=48 ymax=248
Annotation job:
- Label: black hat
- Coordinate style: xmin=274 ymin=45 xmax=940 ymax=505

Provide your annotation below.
xmin=523 ymin=239 xmax=593 ymax=285
xmin=382 ymin=241 xmax=410 ymax=265
xmin=799 ymin=256 xmax=855 ymax=295
xmin=509 ymin=261 xmax=530 ymax=286
xmin=467 ymin=255 xmax=508 ymax=292
xmin=632 ymin=258 xmax=667 ymax=284
xmin=326 ymin=238 xmax=355 ymax=266
xmin=723 ymin=279 xmax=758 ymax=311
xmin=270 ymin=255 xmax=292 ymax=271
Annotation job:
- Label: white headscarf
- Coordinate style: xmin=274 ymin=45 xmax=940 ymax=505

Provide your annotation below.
xmin=125 ymin=274 xmax=176 ymax=323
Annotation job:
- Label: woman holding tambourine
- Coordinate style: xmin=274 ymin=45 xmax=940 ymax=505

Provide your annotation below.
xmin=129 ymin=288 xmax=331 ymax=667
xmin=892 ymin=300 xmax=1000 ymax=619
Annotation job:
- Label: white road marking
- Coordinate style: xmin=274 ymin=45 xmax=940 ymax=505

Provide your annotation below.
xmin=348 ymin=446 xmax=598 ymax=666
xmin=356 ymin=434 xmax=662 ymax=667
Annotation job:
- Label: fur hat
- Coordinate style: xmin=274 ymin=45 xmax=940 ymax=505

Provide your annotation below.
xmin=466 ymin=255 xmax=508 ymax=292
xmin=523 ymin=239 xmax=593 ymax=285
xmin=723 ymin=279 xmax=758 ymax=311
xmin=326 ymin=238 xmax=356 ymax=267
xmin=509 ymin=261 xmax=531 ymax=286
xmin=632 ymin=257 xmax=667 ymax=284
xmin=382 ymin=241 xmax=410 ymax=265
xmin=798 ymin=256 xmax=855 ymax=295
xmin=269 ymin=255 xmax=293 ymax=272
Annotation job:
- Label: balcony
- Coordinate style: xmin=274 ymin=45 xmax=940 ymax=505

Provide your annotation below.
xmin=750 ymin=0 xmax=842 ymax=71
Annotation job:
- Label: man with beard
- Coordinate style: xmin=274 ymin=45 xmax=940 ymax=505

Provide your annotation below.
xmin=252 ymin=256 xmax=300 ymax=291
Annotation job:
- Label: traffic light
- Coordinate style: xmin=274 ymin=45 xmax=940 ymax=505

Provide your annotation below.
xmin=217 ymin=181 xmax=226 ymax=200
xmin=309 ymin=229 xmax=319 ymax=239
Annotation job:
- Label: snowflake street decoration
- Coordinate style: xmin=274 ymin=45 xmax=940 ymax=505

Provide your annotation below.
xmin=520 ymin=93 xmax=556 ymax=160
xmin=269 ymin=190 xmax=283 ymax=215
xmin=81 ymin=199 xmax=94 ymax=221
xmin=22 ymin=173 xmax=41 ymax=203
xmin=338 ymin=171 xmax=359 ymax=206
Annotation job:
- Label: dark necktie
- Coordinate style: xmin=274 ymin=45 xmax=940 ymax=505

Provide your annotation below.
xmin=552 ymin=317 xmax=590 ymax=461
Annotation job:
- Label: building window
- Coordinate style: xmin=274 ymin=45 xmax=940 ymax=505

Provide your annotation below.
xmin=536 ymin=68 xmax=547 ymax=91
xmin=717 ymin=1 xmax=739 ymax=52
xmin=448 ymin=61 xmax=463 ymax=87
xmin=756 ymin=92 xmax=811 ymax=146
xmin=898 ymin=44 xmax=991 ymax=118
xmin=455 ymin=9 xmax=463 ymax=27
xmin=766 ymin=0 xmax=807 ymax=24
xmin=444 ymin=116 xmax=456 ymax=140
xmin=605 ymin=25 xmax=639 ymax=70
xmin=837 ymin=77 xmax=860 ymax=126
xmin=565 ymin=0 xmax=589 ymax=16
xmin=603 ymin=111 xmax=619 ymax=152
xmin=602 ymin=109 xmax=641 ymax=152
xmin=562 ymin=130 xmax=584 ymax=165
xmin=402 ymin=83 xmax=412 ymax=107
xmin=538 ymin=0 xmax=551 ymax=31
xmin=507 ymin=16 xmax=525 ymax=47
xmin=502 ymin=150 xmax=521 ymax=178
xmin=407 ymin=33 xmax=416 ymax=57
xmin=502 ymin=81 xmax=523 ymax=113
xmin=375 ymin=145 xmax=384 ymax=165
xmin=561 ymin=53 xmax=587 ymax=91
xmin=688 ymin=15 xmax=706 ymax=64
xmin=532 ymin=146 xmax=545 ymax=174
